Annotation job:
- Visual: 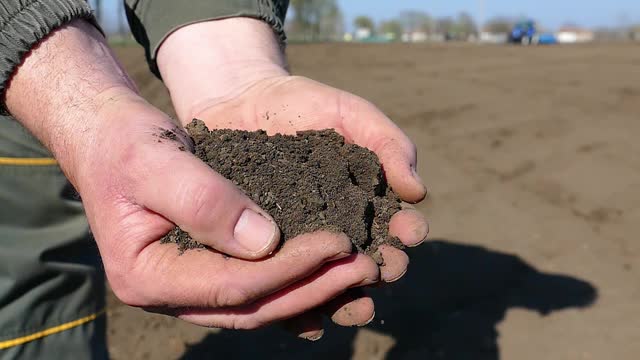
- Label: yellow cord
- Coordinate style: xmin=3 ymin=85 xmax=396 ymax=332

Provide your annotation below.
xmin=0 ymin=157 xmax=58 ymax=166
xmin=0 ymin=309 xmax=106 ymax=350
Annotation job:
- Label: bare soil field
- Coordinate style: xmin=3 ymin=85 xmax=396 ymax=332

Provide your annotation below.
xmin=109 ymin=43 xmax=640 ymax=360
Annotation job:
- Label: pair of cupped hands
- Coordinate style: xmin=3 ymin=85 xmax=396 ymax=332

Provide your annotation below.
xmin=6 ymin=19 xmax=428 ymax=341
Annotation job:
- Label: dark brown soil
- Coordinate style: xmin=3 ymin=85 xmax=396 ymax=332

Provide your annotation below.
xmin=161 ymin=119 xmax=402 ymax=258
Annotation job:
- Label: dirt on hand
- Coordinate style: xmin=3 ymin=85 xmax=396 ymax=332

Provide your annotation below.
xmin=161 ymin=119 xmax=402 ymax=260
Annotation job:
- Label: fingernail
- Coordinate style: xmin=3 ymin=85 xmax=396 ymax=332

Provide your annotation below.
xmin=408 ymin=221 xmax=429 ymax=248
xmin=234 ymin=209 xmax=278 ymax=254
xmin=301 ymin=329 xmax=324 ymax=341
xmin=384 ymin=267 xmax=408 ymax=283
xmin=358 ymin=311 xmax=376 ymax=327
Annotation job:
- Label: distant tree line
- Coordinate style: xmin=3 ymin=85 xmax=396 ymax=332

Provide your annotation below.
xmin=287 ymin=2 xmax=485 ymax=42
xmin=287 ymin=0 xmax=344 ymax=41
xmin=483 ymin=17 xmax=513 ymax=33
xmin=354 ymin=11 xmax=480 ymax=41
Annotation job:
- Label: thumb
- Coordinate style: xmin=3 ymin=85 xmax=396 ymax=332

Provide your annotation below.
xmin=134 ymin=137 xmax=280 ymax=260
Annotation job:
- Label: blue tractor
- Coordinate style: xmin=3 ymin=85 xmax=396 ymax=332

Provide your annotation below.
xmin=508 ymin=20 xmax=537 ymax=45
xmin=508 ymin=19 xmax=557 ymax=45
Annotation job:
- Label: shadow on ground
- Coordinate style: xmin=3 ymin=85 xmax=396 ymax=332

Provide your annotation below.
xmin=180 ymin=239 xmax=597 ymax=360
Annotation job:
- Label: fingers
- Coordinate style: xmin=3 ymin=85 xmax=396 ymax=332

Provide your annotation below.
xmin=111 ymin=231 xmax=352 ymax=309
xmin=377 ymin=245 xmax=410 ymax=282
xmin=286 ymin=290 xmax=375 ymax=338
xmin=388 ymin=208 xmax=429 ymax=247
xmin=286 ymin=290 xmax=374 ymax=339
xmin=176 ymin=254 xmax=380 ymax=329
xmin=279 ymin=209 xmax=426 ymax=333
xmin=339 ymin=94 xmax=427 ymax=203
xmin=374 ymin=207 xmax=428 ymax=282
xmin=133 ymin=141 xmax=280 ymax=259
xmin=325 ymin=289 xmax=375 ymax=327
xmin=283 ymin=311 xmax=325 ymax=341
xmin=275 ymin=205 xmax=425 ymax=333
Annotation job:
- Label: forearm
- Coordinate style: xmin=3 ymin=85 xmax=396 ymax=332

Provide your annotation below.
xmin=125 ymin=0 xmax=289 ymax=78
xmin=157 ymin=18 xmax=289 ymax=123
xmin=5 ymin=19 xmax=139 ymax=184
xmin=0 ymin=0 xmax=97 ymax=103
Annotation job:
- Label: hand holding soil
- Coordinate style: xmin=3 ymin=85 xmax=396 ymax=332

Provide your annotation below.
xmin=155 ymin=20 xmax=429 ymax=339
xmin=3 ymin=19 xmax=384 ymax=340
xmin=8 ymin=18 xmax=428 ymax=342
xmin=185 ymin=76 xmax=430 ymax=280
xmin=175 ymin=75 xmax=430 ymax=336
xmin=5 ymin=17 xmax=429 ymax=345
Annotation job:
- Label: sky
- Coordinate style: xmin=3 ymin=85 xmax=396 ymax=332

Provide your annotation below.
xmin=338 ymin=0 xmax=639 ymax=30
xmin=97 ymin=0 xmax=639 ymax=33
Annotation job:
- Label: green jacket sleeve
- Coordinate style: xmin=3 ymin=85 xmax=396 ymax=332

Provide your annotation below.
xmin=0 ymin=0 xmax=97 ymax=112
xmin=125 ymin=0 xmax=289 ymax=77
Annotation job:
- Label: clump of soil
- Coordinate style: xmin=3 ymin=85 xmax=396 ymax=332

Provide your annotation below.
xmin=161 ymin=119 xmax=402 ymax=260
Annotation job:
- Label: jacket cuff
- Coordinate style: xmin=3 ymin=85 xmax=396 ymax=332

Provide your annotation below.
xmin=126 ymin=0 xmax=288 ymax=78
xmin=0 ymin=0 xmax=99 ymax=114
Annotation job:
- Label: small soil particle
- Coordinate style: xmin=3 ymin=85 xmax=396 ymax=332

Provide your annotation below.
xmin=159 ymin=129 xmax=178 ymax=141
xmin=161 ymin=119 xmax=403 ymax=260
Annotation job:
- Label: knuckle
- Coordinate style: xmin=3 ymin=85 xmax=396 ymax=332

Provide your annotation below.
xmin=185 ymin=182 xmax=221 ymax=229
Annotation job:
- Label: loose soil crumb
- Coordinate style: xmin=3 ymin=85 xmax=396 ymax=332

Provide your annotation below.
xmin=153 ymin=126 xmax=189 ymax=152
xmin=161 ymin=119 xmax=402 ymax=260
xmin=158 ymin=128 xmax=178 ymax=141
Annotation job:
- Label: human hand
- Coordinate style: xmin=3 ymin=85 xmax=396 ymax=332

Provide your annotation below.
xmin=5 ymin=20 xmax=379 ymax=330
xmin=158 ymin=19 xmax=429 ymax=338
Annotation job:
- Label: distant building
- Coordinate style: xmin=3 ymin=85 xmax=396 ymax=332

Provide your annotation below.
xmin=347 ymin=28 xmax=395 ymax=43
xmin=401 ymin=31 xmax=445 ymax=43
xmin=556 ymin=26 xmax=594 ymax=44
xmin=401 ymin=31 xmax=426 ymax=42
xmin=354 ymin=28 xmax=372 ymax=41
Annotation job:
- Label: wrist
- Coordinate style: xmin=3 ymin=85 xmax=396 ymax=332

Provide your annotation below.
xmin=44 ymin=86 xmax=146 ymax=189
xmin=157 ymin=18 xmax=289 ymax=123
xmin=4 ymin=19 xmax=140 ymax=185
